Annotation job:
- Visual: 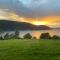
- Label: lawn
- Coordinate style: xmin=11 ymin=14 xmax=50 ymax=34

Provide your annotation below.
xmin=0 ymin=39 xmax=60 ymax=60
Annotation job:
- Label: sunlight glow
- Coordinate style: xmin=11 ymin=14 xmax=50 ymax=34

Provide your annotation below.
xmin=0 ymin=10 xmax=60 ymax=28
xmin=32 ymin=21 xmax=47 ymax=25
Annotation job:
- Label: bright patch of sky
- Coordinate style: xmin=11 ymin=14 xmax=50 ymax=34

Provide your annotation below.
xmin=0 ymin=0 xmax=60 ymax=27
xmin=19 ymin=0 xmax=31 ymax=6
xmin=19 ymin=0 xmax=49 ymax=7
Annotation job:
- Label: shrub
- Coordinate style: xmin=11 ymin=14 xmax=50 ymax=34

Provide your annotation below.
xmin=0 ymin=36 xmax=4 ymax=40
xmin=52 ymin=35 xmax=60 ymax=39
xmin=33 ymin=37 xmax=37 ymax=39
xmin=24 ymin=33 xmax=32 ymax=39
xmin=40 ymin=32 xmax=51 ymax=39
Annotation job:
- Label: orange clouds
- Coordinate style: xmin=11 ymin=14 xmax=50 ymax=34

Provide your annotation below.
xmin=0 ymin=10 xmax=60 ymax=28
xmin=41 ymin=16 xmax=60 ymax=27
xmin=5 ymin=14 xmax=60 ymax=27
xmin=19 ymin=16 xmax=60 ymax=27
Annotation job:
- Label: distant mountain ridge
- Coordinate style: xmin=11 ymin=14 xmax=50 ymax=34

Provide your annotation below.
xmin=0 ymin=20 xmax=51 ymax=31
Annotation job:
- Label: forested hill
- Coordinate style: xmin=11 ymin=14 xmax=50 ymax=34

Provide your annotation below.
xmin=0 ymin=20 xmax=51 ymax=31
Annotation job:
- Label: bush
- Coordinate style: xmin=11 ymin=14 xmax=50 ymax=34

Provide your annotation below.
xmin=33 ymin=37 xmax=36 ymax=39
xmin=40 ymin=32 xmax=51 ymax=39
xmin=52 ymin=35 xmax=60 ymax=39
xmin=0 ymin=36 xmax=4 ymax=40
xmin=24 ymin=33 xmax=32 ymax=39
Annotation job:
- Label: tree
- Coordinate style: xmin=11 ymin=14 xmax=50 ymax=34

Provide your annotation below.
xmin=8 ymin=33 xmax=15 ymax=39
xmin=13 ymin=30 xmax=20 ymax=39
xmin=4 ymin=33 xmax=9 ymax=39
xmin=24 ymin=33 xmax=32 ymax=39
xmin=0 ymin=36 xmax=4 ymax=40
xmin=40 ymin=32 xmax=51 ymax=39
xmin=52 ymin=35 xmax=60 ymax=39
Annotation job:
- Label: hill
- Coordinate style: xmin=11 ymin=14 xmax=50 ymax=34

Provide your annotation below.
xmin=0 ymin=20 xmax=51 ymax=31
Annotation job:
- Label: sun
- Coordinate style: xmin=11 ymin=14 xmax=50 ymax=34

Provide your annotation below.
xmin=32 ymin=21 xmax=47 ymax=25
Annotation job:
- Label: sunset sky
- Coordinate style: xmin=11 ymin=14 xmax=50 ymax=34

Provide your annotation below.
xmin=0 ymin=0 xmax=60 ymax=28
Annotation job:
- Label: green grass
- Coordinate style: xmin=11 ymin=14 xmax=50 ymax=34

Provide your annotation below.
xmin=0 ymin=39 xmax=60 ymax=60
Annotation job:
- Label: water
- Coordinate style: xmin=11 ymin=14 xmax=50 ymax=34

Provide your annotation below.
xmin=1 ymin=29 xmax=60 ymax=39
xmin=19 ymin=29 xmax=60 ymax=39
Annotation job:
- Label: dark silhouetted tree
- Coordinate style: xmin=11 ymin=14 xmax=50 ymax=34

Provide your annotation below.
xmin=13 ymin=30 xmax=20 ymax=39
xmin=8 ymin=33 xmax=15 ymax=39
xmin=4 ymin=33 xmax=9 ymax=39
xmin=0 ymin=36 xmax=4 ymax=40
xmin=24 ymin=33 xmax=32 ymax=39
xmin=52 ymin=35 xmax=60 ymax=39
xmin=40 ymin=32 xmax=51 ymax=39
xmin=33 ymin=37 xmax=37 ymax=39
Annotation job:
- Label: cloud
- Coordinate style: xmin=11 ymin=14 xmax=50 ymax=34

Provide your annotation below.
xmin=0 ymin=0 xmax=60 ymax=18
xmin=0 ymin=0 xmax=60 ymax=27
xmin=0 ymin=0 xmax=33 ymax=18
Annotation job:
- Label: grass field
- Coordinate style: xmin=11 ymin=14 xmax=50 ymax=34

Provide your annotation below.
xmin=0 ymin=39 xmax=60 ymax=60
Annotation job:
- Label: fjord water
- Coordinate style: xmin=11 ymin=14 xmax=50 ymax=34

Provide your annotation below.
xmin=20 ymin=29 xmax=60 ymax=39
xmin=1 ymin=29 xmax=60 ymax=39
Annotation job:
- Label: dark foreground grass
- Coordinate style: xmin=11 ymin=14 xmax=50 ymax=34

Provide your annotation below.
xmin=0 ymin=39 xmax=60 ymax=60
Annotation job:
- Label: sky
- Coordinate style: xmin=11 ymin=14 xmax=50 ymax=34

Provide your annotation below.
xmin=0 ymin=0 xmax=60 ymax=28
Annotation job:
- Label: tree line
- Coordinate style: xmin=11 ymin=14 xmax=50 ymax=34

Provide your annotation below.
xmin=0 ymin=31 xmax=60 ymax=40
